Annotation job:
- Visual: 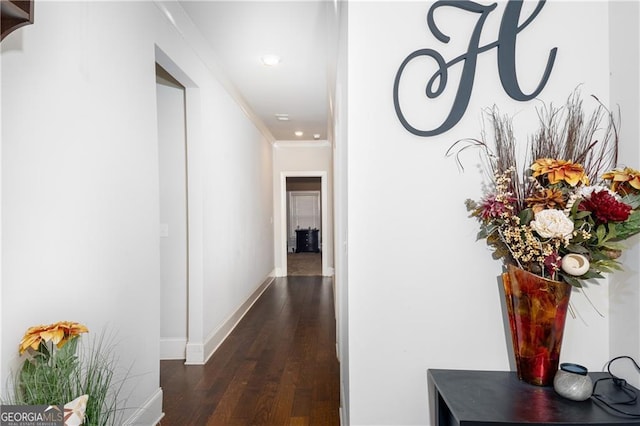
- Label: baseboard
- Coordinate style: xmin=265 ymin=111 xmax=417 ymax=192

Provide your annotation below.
xmin=185 ymin=342 xmax=204 ymax=364
xmin=159 ymin=338 xmax=186 ymax=360
xmin=123 ymin=387 xmax=164 ymax=426
xmin=340 ymin=381 xmax=348 ymax=426
xmin=185 ymin=275 xmax=275 ymax=365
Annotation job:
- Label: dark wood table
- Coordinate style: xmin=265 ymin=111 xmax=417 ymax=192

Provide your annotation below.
xmin=428 ymin=369 xmax=640 ymax=425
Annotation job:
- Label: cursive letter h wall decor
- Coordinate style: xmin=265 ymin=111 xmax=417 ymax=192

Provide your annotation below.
xmin=393 ymin=0 xmax=557 ymax=137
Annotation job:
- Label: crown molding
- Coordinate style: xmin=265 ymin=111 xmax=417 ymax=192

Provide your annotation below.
xmin=153 ymin=1 xmax=276 ymax=144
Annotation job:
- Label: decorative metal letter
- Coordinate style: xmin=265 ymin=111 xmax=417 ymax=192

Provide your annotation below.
xmin=393 ymin=0 xmax=557 ymax=137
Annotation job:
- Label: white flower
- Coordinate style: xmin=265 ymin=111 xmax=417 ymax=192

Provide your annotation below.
xmin=530 ymin=209 xmax=574 ymax=241
xmin=561 ymin=254 xmax=590 ymax=276
xmin=578 ymin=185 xmax=619 ymax=200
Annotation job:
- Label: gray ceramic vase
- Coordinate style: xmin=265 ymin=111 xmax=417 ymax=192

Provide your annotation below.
xmin=553 ymin=363 xmax=593 ymax=401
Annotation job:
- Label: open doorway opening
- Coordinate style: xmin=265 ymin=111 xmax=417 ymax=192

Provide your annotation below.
xmin=156 ymin=64 xmax=188 ymax=360
xmin=287 ymin=177 xmax=322 ymax=276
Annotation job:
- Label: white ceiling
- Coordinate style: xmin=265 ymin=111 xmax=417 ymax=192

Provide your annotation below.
xmin=178 ymin=0 xmax=335 ymax=142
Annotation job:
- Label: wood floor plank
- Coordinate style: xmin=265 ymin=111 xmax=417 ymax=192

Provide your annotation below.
xmin=290 ymin=388 xmax=312 ymax=418
xmin=268 ymin=359 xmax=301 ymax=424
xmin=205 ymin=360 xmax=257 ymax=425
xmin=310 ymin=400 xmax=337 ymax=426
xmin=249 ymin=380 xmax=279 ymax=425
xmin=288 ymin=417 xmax=309 ymax=426
xmin=159 ymin=276 xmax=339 ymax=426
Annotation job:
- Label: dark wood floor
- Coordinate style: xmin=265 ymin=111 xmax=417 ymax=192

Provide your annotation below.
xmin=159 ymin=276 xmax=340 ymax=426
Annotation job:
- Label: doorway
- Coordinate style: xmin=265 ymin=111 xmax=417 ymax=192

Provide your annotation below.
xmin=280 ymin=172 xmax=329 ymax=276
xmin=155 ymin=46 xmax=206 ymax=365
xmin=287 ymin=177 xmax=322 ymax=276
xmin=156 ymin=64 xmax=188 ymax=360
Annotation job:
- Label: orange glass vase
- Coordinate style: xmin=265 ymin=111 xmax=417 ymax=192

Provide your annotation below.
xmin=502 ymin=264 xmax=572 ymax=386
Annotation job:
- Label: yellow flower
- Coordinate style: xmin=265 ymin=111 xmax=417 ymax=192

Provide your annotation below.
xmin=602 ymin=167 xmax=640 ymax=195
xmin=525 ymin=188 xmax=566 ymax=213
xmin=19 ymin=324 xmax=50 ymax=354
xmin=531 ymin=158 xmax=589 ymax=187
xmin=19 ymin=321 xmax=89 ymax=354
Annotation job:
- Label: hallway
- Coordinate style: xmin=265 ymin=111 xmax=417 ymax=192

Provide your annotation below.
xmin=159 ymin=276 xmax=340 ymax=425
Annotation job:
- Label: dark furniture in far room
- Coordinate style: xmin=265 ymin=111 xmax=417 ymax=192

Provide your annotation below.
xmin=428 ymin=369 xmax=640 ymax=425
xmin=295 ymin=228 xmax=319 ymax=253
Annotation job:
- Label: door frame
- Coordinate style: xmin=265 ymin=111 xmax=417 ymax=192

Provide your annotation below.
xmin=280 ymin=171 xmax=328 ymax=276
xmin=155 ymin=46 xmax=205 ymax=365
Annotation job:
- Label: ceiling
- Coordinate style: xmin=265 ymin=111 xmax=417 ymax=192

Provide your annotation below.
xmin=177 ymin=0 xmax=336 ymax=142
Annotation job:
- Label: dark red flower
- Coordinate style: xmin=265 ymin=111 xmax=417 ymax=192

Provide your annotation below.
xmin=479 ymin=194 xmax=514 ymax=221
xmin=544 ymin=252 xmax=561 ymax=277
xmin=579 ymin=190 xmax=632 ymax=223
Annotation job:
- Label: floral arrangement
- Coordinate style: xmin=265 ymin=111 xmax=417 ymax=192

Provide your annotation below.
xmin=11 ymin=321 xmax=128 ymax=426
xmin=19 ymin=321 xmax=89 ymax=356
xmin=451 ymin=92 xmax=640 ymax=288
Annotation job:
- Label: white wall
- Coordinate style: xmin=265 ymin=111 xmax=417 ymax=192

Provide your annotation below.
xmin=1 ymin=1 xmax=274 ymax=423
xmin=2 ymin=3 xmax=164 ymax=423
xmin=345 ymin=2 xmax=625 ymax=425
xmin=200 ymin=81 xmax=275 ymax=361
xmin=273 ymin=140 xmax=333 ymax=276
xmin=153 ymin=1 xmax=275 ymax=365
xmin=609 ymin=0 xmax=640 ymax=386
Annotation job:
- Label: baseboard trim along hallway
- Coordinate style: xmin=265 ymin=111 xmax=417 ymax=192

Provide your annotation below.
xmin=185 ymin=275 xmax=275 ymax=365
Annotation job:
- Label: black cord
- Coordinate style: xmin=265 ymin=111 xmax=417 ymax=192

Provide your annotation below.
xmin=591 ymin=355 xmax=640 ymax=417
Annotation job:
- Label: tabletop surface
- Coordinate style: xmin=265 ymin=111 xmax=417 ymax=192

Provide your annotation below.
xmin=428 ymin=369 xmax=640 ymax=425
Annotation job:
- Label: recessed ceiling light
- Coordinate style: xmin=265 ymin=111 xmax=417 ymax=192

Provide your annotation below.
xmin=275 ymin=114 xmax=289 ymax=121
xmin=294 ymin=131 xmax=304 ymax=137
xmin=313 ymin=134 xmax=321 ymax=140
xmin=261 ymin=55 xmax=281 ymax=67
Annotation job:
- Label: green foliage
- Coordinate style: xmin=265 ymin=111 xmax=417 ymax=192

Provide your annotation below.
xmin=612 ymin=210 xmax=640 ymax=241
xmin=622 ymin=193 xmax=640 ymax=209
xmin=558 ymin=272 xmax=582 ymax=288
xmin=10 ymin=332 xmax=130 ymax=426
xmin=518 ymin=208 xmax=534 ymax=226
xmin=17 ymin=338 xmax=80 ymax=406
xmin=77 ymin=333 xmax=131 ymax=426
